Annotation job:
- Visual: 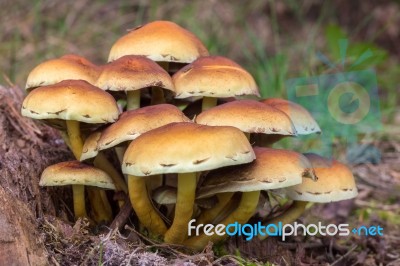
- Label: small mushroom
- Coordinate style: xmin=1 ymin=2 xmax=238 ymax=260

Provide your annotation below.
xmin=173 ymin=56 xmax=260 ymax=111
xmin=96 ymin=55 xmax=174 ymax=110
xmin=25 ymin=54 xmax=100 ymax=91
xmin=108 ymin=21 xmax=209 ymax=64
xmin=108 ymin=21 xmax=209 ymax=104
xmin=195 ymin=99 xmax=297 ymax=140
xmin=259 ymin=153 xmax=358 ymax=240
xmin=258 ymin=98 xmax=321 ymax=146
xmin=40 ymin=161 xmax=115 ymax=220
xmin=80 ymin=104 xmax=192 ymax=193
xmin=21 ymin=80 xmax=119 ymax=159
xmin=22 ymin=80 xmax=121 ymax=217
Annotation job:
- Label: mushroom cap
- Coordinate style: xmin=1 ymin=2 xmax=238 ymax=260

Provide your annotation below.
xmin=173 ymin=56 xmax=260 ymax=98
xmin=122 ymin=122 xmax=255 ymax=176
xmin=96 ymin=55 xmax=175 ymax=93
xmin=152 ymin=186 xmax=178 ymax=205
xmin=261 ymin=98 xmax=321 ymax=135
xmin=108 ymin=21 xmax=209 ymax=63
xmin=80 ymin=132 xmax=101 ymax=161
xmin=198 ymin=147 xmax=315 ymax=198
xmin=40 ymin=161 xmax=116 ymax=189
xmin=152 ymin=186 xmax=217 ymax=208
xmin=95 ymin=104 xmax=191 ymax=153
xmin=80 ymin=104 xmax=191 ymax=161
xmin=25 ymin=54 xmax=100 ymax=91
xmin=196 ymin=100 xmax=297 ymax=135
xmin=21 ymin=80 xmax=119 ymax=124
xmin=285 ymin=153 xmax=358 ymax=202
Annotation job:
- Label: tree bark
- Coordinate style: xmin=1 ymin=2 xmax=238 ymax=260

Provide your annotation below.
xmin=0 ymin=85 xmax=72 ymax=265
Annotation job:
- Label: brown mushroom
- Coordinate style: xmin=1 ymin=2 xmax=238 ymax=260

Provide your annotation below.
xmin=259 ymin=153 xmax=358 ymax=240
xmin=122 ymin=122 xmax=255 ymax=243
xmin=173 ymin=56 xmax=259 ymax=111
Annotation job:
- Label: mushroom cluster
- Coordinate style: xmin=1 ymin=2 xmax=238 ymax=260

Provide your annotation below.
xmin=21 ymin=20 xmax=358 ymax=250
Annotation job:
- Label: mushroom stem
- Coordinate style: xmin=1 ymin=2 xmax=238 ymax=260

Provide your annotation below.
xmin=72 ymin=184 xmax=88 ymax=219
xmin=151 ymin=87 xmax=165 ymax=105
xmin=127 ymin=90 xmax=141 ymax=110
xmin=94 ymin=152 xmax=128 ymax=194
xmin=66 ymin=122 xmax=100 ymax=223
xmin=164 ymin=172 xmax=197 ymax=244
xmin=66 ymin=120 xmax=83 ymax=159
xmin=150 ymin=61 xmax=168 ymax=105
xmin=100 ymin=189 xmax=113 ymax=219
xmin=114 ymin=146 xmax=127 ymax=164
xmin=196 ymin=192 xmax=234 ymax=225
xmin=128 ymin=175 xmax=167 ymax=236
xmin=184 ymin=191 xmax=260 ymax=251
xmin=87 ymin=188 xmax=113 ymax=223
xmin=201 ymin=97 xmax=217 ymax=111
xmin=259 ymin=200 xmax=308 ymax=240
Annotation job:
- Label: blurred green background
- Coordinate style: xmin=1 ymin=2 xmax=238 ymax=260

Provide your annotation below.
xmin=1 ymin=0 xmax=399 ymax=124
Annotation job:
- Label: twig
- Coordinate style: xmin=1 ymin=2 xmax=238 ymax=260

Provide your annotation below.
xmin=331 ymin=244 xmax=357 ymax=266
xmin=110 ymin=195 xmax=132 ymax=232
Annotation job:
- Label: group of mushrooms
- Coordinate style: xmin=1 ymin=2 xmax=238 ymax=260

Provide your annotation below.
xmin=21 ymin=21 xmax=358 ymax=251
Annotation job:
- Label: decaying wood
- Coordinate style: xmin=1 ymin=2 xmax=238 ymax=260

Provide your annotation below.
xmin=0 ymin=85 xmax=72 ymax=265
xmin=0 ymin=187 xmax=47 ymax=265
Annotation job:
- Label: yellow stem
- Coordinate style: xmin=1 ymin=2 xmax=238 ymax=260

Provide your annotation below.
xmin=196 ymin=192 xmax=234 ymax=225
xmin=66 ymin=124 xmax=91 ymax=222
xmin=94 ymin=152 xmax=128 ymax=194
xmin=185 ymin=191 xmax=260 ymax=251
xmin=87 ymin=188 xmax=112 ymax=224
xmin=128 ymin=175 xmax=167 ymax=237
xmin=127 ymin=90 xmax=141 ymax=110
xmin=66 ymin=120 xmax=83 ymax=159
xmin=114 ymin=146 xmax=127 ymax=164
xmin=258 ymin=201 xmax=308 ymax=240
xmin=201 ymin=97 xmax=218 ymax=111
xmin=72 ymin=184 xmax=87 ymax=219
xmin=100 ymin=189 xmax=113 ymax=220
xmin=164 ymin=172 xmax=197 ymax=244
